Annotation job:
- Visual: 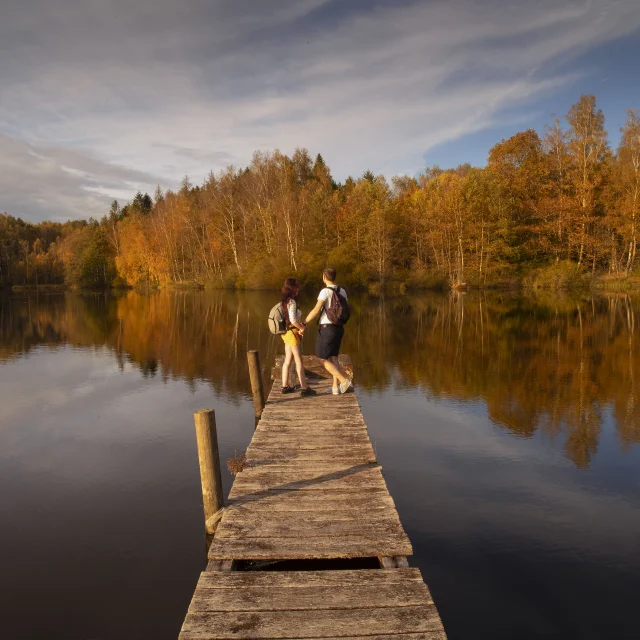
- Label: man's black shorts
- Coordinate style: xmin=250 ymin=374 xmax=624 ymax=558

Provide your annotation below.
xmin=315 ymin=324 xmax=344 ymax=360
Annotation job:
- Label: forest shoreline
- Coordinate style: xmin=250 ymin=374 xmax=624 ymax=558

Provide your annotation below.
xmin=6 ymin=272 xmax=640 ymax=295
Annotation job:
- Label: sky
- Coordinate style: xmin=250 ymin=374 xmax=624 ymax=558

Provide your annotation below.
xmin=2 ymin=0 xmax=640 ymax=223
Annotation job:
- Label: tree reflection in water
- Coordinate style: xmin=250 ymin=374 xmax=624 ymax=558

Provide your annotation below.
xmin=1 ymin=289 xmax=638 ymax=468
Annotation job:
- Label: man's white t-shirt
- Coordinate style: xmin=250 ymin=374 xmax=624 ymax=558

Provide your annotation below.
xmin=318 ymin=286 xmax=348 ymax=325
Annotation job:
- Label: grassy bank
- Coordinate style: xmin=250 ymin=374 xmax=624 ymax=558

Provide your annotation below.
xmin=11 ymin=284 xmax=68 ymax=292
xmin=6 ymin=267 xmax=640 ymax=296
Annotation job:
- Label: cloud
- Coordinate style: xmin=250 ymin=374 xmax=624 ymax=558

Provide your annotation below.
xmin=0 ymin=134 xmax=159 ymax=221
xmin=1 ymin=0 xmax=640 ymax=221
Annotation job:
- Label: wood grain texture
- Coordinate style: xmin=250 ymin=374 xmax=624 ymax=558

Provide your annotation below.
xmin=227 ymin=491 xmax=398 ymax=512
xmin=221 ymin=510 xmax=402 ymax=528
xmin=215 ymin=519 xmax=405 ymax=539
xmin=180 ymin=606 xmax=443 ymax=639
xmin=250 ymin=432 xmax=371 ymax=446
xmin=189 ymin=582 xmax=431 ymax=611
xmin=196 ymin=568 xmax=424 ymax=588
xmin=194 ymin=410 xmax=224 ymax=525
xmin=208 ymin=534 xmax=413 ymax=560
xmin=245 ymin=449 xmax=376 ymax=465
xmin=231 ymin=464 xmax=383 ymax=484
xmin=181 ymin=634 xmax=445 ymax=640
xmin=247 ymin=350 xmax=265 ymax=418
xmin=181 ymin=355 xmax=446 ymax=639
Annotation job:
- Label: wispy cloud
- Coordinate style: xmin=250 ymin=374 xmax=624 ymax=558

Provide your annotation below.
xmin=1 ymin=0 xmax=640 ymax=221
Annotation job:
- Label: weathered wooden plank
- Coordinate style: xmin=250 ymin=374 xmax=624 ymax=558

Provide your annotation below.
xmin=247 ymin=442 xmax=374 ymax=453
xmin=218 ymin=512 xmax=402 ymax=535
xmin=243 ymin=460 xmax=376 ymax=470
xmin=255 ymin=423 xmax=367 ymax=433
xmin=216 ymin=517 xmax=405 ymax=539
xmin=180 ymin=605 xmax=442 ymax=639
xmin=189 ymin=582 xmax=431 ymax=612
xmin=259 ymin=410 xmax=361 ymax=421
xmin=250 ymin=431 xmax=371 ymax=445
xmin=243 ymin=459 xmax=378 ymax=470
xmin=232 ymin=464 xmax=381 ymax=482
xmin=257 ymin=419 xmax=363 ymax=429
xmin=259 ymin=409 xmax=363 ymax=417
xmin=229 ymin=477 xmax=385 ymax=493
xmin=196 ymin=568 xmax=423 ymax=588
xmin=221 ymin=509 xmax=401 ymax=528
xmin=229 ymin=482 xmax=387 ymax=500
xmin=259 ymin=410 xmax=362 ymax=422
xmin=262 ymin=402 xmax=360 ymax=413
xmin=255 ymin=423 xmax=367 ymax=434
xmin=282 ymin=635 xmax=447 ymax=640
xmin=208 ymin=534 xmax=413 ymax=560
xmin=265 ymin=390 xmax=358 ymax=402
xmin=228 ymin=473 xmax=388 ymax=497
xmin=182 ymin=636 xmax=445 ymax=640
xmin=261 ymin=399 xmax=359 ymax=408
xmin=266 ymin=392 xmax=358 ymax=401
xmin=245 ymin=448 xmax=376 ymax=464
xmin=227 ymin=491 xmax=397 ymax=512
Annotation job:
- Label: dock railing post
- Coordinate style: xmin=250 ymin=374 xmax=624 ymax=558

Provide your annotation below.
xmin=193 ymin=409 xmax=224 ymax=534
xmin=247 ymin=350 xmax=265 ymax=419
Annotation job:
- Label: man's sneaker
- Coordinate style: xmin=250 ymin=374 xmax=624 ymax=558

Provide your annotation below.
xmin=339 ymin=376 xmax=353 ymax=394
xmin=281 ymin=386 xmax=295 ymax=394
xmin=300 ymin=387 xmax=317 ymax=397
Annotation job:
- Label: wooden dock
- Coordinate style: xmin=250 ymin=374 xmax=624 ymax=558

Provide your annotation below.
xmin=179 ymin=355 xmax=446 ymax=639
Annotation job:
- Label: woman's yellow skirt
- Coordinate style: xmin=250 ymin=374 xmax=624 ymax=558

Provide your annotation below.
xmin=281 ymin=329 xmax=300 ymax=346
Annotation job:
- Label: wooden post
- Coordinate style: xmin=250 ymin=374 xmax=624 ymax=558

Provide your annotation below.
xmin=247 ymin=350 xmax=265 ymax=419
xmin=194 ymin=410 xmax=224 ymax=530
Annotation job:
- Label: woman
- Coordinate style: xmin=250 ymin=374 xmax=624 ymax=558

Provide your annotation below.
xmin=280 ymin=278 xmax=317 ymax=397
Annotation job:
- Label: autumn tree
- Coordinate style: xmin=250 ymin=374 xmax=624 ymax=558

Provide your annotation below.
xmin=487 ymin=130 xmax=548 ymax=264
xmin=616 ymin=109 xmax=640 ymax=275
xmin=565 ymin=95 xmax=610 ymax=267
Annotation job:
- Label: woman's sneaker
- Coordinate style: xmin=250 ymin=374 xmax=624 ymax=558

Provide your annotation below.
xmin=281 ymin=386 xmax=295 ymax=394
xmin=339 ymin=376 xmax=353 ymax=394
xmin=300 ymin=387 xmax=317 ymax=397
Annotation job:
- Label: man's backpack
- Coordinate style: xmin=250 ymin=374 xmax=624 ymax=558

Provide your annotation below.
xmin=268 ymin=302 xmax=287 ymax=335
xmin=324 ymin=286 xmax=350 ymax=325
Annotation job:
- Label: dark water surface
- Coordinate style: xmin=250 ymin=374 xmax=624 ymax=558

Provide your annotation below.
xmin=1 ymin=290 xmax=639 ymax=640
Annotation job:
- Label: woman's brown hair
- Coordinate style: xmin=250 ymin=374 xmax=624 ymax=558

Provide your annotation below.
xmin=281 ymin=277 xmax=300 ymax=306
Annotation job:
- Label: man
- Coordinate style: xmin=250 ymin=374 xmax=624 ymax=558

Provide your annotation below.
xmin=305 ymin=267 xmax=353 ymax=394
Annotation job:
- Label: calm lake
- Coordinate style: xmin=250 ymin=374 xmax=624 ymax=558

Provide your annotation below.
xmin=1 ymin=289 xmax=639 ymax=640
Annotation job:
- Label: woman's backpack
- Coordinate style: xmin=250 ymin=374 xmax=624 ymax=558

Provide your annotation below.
xmin=324 ymin=286 xmax=350 ymax=325
xmin=268 ymin=302 xmax=287 ymax=335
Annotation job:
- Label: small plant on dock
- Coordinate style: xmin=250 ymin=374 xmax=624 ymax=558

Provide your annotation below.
xmin=226 ymin=450 xmax=246 ymax=475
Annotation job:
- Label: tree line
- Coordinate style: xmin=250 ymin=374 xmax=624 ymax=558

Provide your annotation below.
xmin=1 ymin=94 xmax=639 ymax=290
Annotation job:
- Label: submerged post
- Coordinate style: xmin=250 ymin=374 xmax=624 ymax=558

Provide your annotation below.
xmin=247 ymin=350 xmax=265 ymax=419
xmin=193 ymin=410 xmax=224 ymax=533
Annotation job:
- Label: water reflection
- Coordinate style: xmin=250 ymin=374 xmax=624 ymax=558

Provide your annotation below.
xmin=1 ymin=290 xmax=638 ymax=468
